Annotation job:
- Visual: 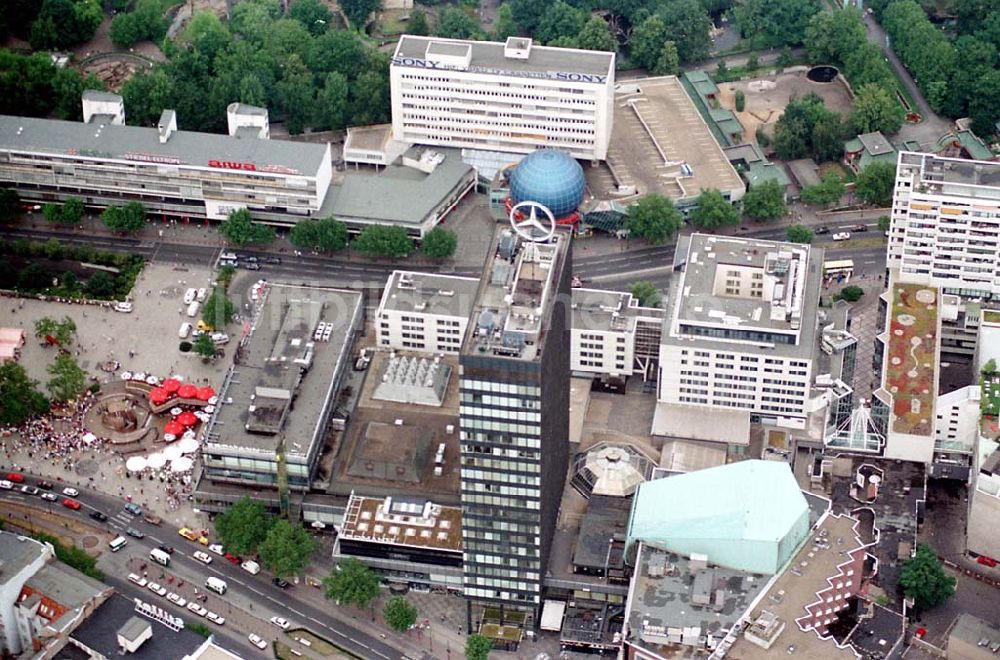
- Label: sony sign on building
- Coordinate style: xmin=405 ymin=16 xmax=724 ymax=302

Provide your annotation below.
xmin=390 ymin=35 xmax=615 ymax=161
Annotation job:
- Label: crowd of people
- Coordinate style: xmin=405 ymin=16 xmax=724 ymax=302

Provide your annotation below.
xmin=2 ymin=390 xmax=104 ymax=467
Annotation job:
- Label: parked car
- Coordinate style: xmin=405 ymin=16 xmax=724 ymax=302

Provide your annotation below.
xmin=193 ymin=551 xmax=213 ymax=565
xmin=196 ymin=287 xmax=207 ymax=302
xmin=6 ymin=473 xmax=24 ymax=483
xmin=179 ymin=527 xmax=200 ymax=541
xmin=187 ymin=602 xmax=208 ymax=617
xmin=270 ymin=616 xmax=291 ymax=630
xmin=123 ymin=502 xmax=142 ymax=516
xmin=224 ymin=553 xmax=241 ymax=565
xmin=126 ymin=527 xmax=145 ymax=539
xmin=147 ymin=582 xmax=167 ymax=597
xmin=89 ymin=511 xmax=108 ymax=522
xmin=36 ymin=481 xmax=54 ymax=490
xmin=183 ymin=288 xmax=197 ymax=304
xmin=62 ymin=487 xmax=78 ymax=497
xmin=127 ymin=573 xmax=147 ymax=587
xmin=206 ymin=611 xmax=226 ymax=625
xmin=167 ymin=592 xmax=187 ymax=607
xmin=208 ymin=543 xmax=224 ymax=556
xmin=114 ymin=302 xmax=133 ymax=313
xmin=0 ymin=480 xmax=13 ymax=490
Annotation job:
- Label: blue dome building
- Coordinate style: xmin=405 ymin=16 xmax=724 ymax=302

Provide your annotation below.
xmin=509 ymin=149 xmax=586 ymax=219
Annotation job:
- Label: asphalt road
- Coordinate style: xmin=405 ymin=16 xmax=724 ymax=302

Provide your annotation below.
xmin=0 ymin=473 xmax=407 ymax=660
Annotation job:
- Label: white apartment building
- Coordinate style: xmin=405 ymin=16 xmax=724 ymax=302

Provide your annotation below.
xmin=887 ymin=151 xmax=1000 ymax=354
xmin=375 ymin=268 xmax=663 ymax=378
xmin=390 ymin=35 xmax=615 ymax=161
xmin=0 ymin=94 xmax=331 ymax=223
xmin=656 ymin=235 xmax=834 ymax=434
xmin=968 ymin=445 xmax=1000 ymax=560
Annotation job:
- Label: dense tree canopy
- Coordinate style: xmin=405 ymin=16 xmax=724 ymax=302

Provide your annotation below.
xmin=102 ymin=202 xmax=147 ymax=234
xmin=882 ymin=0 xmax=956 ymax=113
xmin=785 ymin=224 xmax=814 ymax=244
xmin=29 ymin=0 xmax=102 ymax=50
xmin=536 ymin=1 xmax=587 ymax=45
xmin=689 ymin=189 xmax=740 ymax=230
xmin=437 ymin=7 xmax=483 ymax=39
xmin=46 ymin=354 xmax=86 ymax=402
xmin=629 ymin=281 xmax=660 ymax=308
xmin=855 ymin=162 xmax=897 ymax=208
xmin=201 ymin=287 xmax=236 ymax=329
xmin=420 ymin=227 xmax=458 ymax=260
xmin=465 ymin=634 xmax=493 ymax=660
xmin=576 ymin=15 xmax=617 ymax=51
xmin=773 ymin=94 xmax=847 ymax=163
xmin=353 ymin=225 xmax=414 ymax=259
xmin=0 ymin=50 xmax=104 ymax=121
xmin=851 ymin=83 xmax=904 ymax=134
xmin=43 ymin=198 xmax=84 ymax=225
xmin=215 ymin=497 xmax=274 ymax=556
xmin=383 ymin=597 xmax=418 ymax=633
xmin=730 ymin=0 xmax=822 ymax=48
xmin=110 ymin=0 xmax=169 ymax=48
xmin=800 ymin=172 xmax=846 ymax=207
xmin=258 ymin=519 xmax=320 ymax=577
xmin=290 ymin=218 xmax=349 ymax=253
xmin=219 ymin=209 xmax=275 ymax=246
xmin=0 ymin=362 xmax=49 ymax=425
xmin=324 ymin=557 xmax=380 ymax=608
xmin=625 ymin=193 xmax=682 ymax=243
xmin=742 ymin=180 xmax=787 ymax=221
xmin=339 ymin=0 xmax=380 ymax=30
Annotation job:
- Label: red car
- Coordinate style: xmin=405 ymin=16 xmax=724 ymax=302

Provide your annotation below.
xmin=224 ymin=553 xmax=241 ymax=565
xmin=977 ymin=555 xmax=998 ymax=568
xmin=5 ymin=473 xmax=24 ymax=483
xmin=62 ymin=498 xmax=82 ymax=510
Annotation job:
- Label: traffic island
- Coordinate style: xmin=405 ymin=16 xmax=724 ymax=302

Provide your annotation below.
xmin=277 ymin=628 xmax=359 ymax=659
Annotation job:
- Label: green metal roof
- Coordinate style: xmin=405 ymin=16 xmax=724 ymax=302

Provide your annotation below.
xmin=626 ymin=460 xmax=810 ymax=574
xmin=746 ymin=161 xmax=790 ymax=188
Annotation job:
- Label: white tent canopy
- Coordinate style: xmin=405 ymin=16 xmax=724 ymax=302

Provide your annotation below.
xmin=125 ymin=456 xmax=147 ymax=472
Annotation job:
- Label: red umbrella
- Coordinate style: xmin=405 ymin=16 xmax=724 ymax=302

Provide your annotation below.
xmin=163 ymin=420 xmax=185 ymax=436
xmin=177 ymin=384 xmax=198 ymax=399
xmin=162 ymin=378 xmax=181 ymax=393
xmin=177 ymin=411 xmax=198 ymax=427
xmin=149 ymin=388 xmax=169 ymax=405
xmin=196 ymin=386 xmax=215 ymax=401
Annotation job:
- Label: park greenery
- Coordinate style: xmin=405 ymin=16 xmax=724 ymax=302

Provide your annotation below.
xmin=215 ymin=497 xmax=274 ymax=556
xmin=0 ymin=238 xmax=143 ymax=300
xmin=382 ymin=596 xmax=418 ymax=633
xmin=420 ymin=227 xmax=458 ymax=260
xmin=324 ymin=557 xmax=381 ymax=608
xmin=629 ymin=281 xmax=661 ymax=308
xmin=741 ymin=180 xmax=787 ymax=221
xmin=465 ymin=634 xmax=493 ymax=660
xmin=193 ymin=333 xmax=217 ymax=358
xmin=201 ymin=287 xmax=236 ymax=329
xmin=800 ymin=172 xmax=846 ymax=208
xmin=110 ymin=0 xmax=169 ymax=48
xmin=34 ymin=316 xmax=77 ymax=345
xmin=689 ymin=189 xmax=740 ymax=230
xmin=834 ymin=285 xmax=865 ymax=303
xmin=289 ymin=218 xmax=349 ymax=253
xmin=773 ymin=94 xmax=847 ymax=163
xmin=47 ymin=353 xmax=87 ymax=402
xmin=24 ymin=0 xmax=103 ymax=50
xmin=899 ymin=544 xmax=955 ymax=611
xmin=785 ymin=224 xmax=814 ymax=244
xmin=730 ymin=0 xmax=821 ymax=49
xmin=625 ymin=193 xmax=682 ymax=244
xmin=0 ymin=362 xmax=49 ymax=426
xmin=43 ymin=198 xmax=84 ymax=226
xmin=0 ymin=50 xmax=104 ymax=122
xmin=352 ymin=224 xmax=414 ymax=259
xmin=32 ymin=531 xmax=103 ymax=580
xmin=855 ymin=162 xmax=896 ymax=208
xmin=220 ymin=209 xmax=276 ymax=247
xmin=850 ymin=83 xmax=904 ymax=135
xmin=102 ymin=202 xmax=148 ymax=234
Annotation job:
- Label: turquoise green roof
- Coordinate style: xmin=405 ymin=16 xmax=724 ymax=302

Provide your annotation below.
xmin=626 ymin=460 xmax=809 ymax=575
xmin=680 ymin=71 xmax=744 ymax=148
xmin=746 ymin=161 xmax=790 ymax=188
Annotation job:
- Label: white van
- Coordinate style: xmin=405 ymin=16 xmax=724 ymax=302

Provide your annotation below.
xmin=241 ymin=560 xmax=260 ymax=575
xmin=109 ymin=536 xmax=128 ymax=552
xmin=183 ymin=288 xmax=197 ymax=304
xmin=205 ymin=576 xmax=228 ymax=595
xmin=179 ymin=322 xmax=192 ymax=339
xmin=149 ymin=548 xmax=171 ymax=566
xmin=220 ymin=251 xmax=238 ymax=262
xmin=186 ymin=301 xmax=200 ymax=318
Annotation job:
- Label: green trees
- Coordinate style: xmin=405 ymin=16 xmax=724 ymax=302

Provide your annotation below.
xmin=353 ymin=225 xmax=414 ymax=259
xmin=689 ymin=189 xmax=740 ymax=230
xmin=882 ymin=0 xmax=955 ymax=113
xmin=742 ymin=180 xmax=787 ymax=221
xmin=408 ymin=8 xmax=430 ymax=36
xmin=29 ymin=0 xmax=102 ymax=50
xmin=855 ymin=162 xmax=897 ymax=208
xmin=629 ymin=281 xmax=661 ymax=308
xmin=86 ymin=271 xmax=116 ymax=298
xmin=324 ymin=557 xmax=381 ymax=608
xmin=629 ymin=15 xmax=668 ymax=71
xmin=382 ymin=597 xmax=418 ymax=632
xmin=340 ymin=0 xmax=380 ymax=30
xmin=257 ymin=519 xmax=320 ymax=578
xmin=110 ymin=0 xmax=170 ymax=48
xmin=314 ymin=72 xmax=349 ymax=131
xmin=659 ymin=0 xmax=712 ymax=63
xmin=44 ymin=198 xmax=84 ymax=225
xmin=785 ymin=224 xmax=814 ymax=244
xmin=215 ymin=497 xmax=274 ymax=556
xmin=878 ymin=215 xmax=891 ymax=232
xmin=193 ymin=333 xmax=217 ymax=358
xmin=437 ymin=7 xmax=482 ymax=39
xmin=900 ymin=544 xmax=955 ymax=611
xmin=653 ymin=42 xmax=680 ymax=76
xmin=35 ymin=316 xmax=77 ymax=345
xmin=289 ymin=0 xmax=332 ymax=34
xmin=0 ymin=362 xmax=49 ymax=426
xmin=0 ymin=189 xmax=20 ymax=223
xmin=730 ymin=0 xmax=821 ymax=48
xmin=493 ymin=3 xmax=519 ymax=40
xmin=835 ymin=285 xmax=865 ymax=302
xmin=536 ymin=1 xmax=586 ymax=45
xmin=289 ymin=218 xmax=349 ymax=253
xmin=801 ymin=173 xmax=846 ymax=207
xmin=420 ymin=227 xmax=458 ymax=260
xmin=804 ymin=8 xmax=867 ymax=65
xmin=773 ymin=94 xmax=846 ymax=163
xmin=0 ymin=51 xmax=104 ymax=121
xmin=102 ymin=202 xmax=147 ymax=234
xmin=625 ymin=194 xmax=682 ymax=243
xmin=851 ymin=84 xmax=904 ymax=135
xmin=576 ymin=15 xmax=616 ymax=52
xmin=219 ymin=209 xmax=275 ymax=247
xmin=47 ymin=354 xmax=86 ymax=402
xmin=201 ymin=287 xmax=236 ymax=328
xmin=943 ymin=36 xmax=997 ymax=126
xmin=465 ymin=634 xmax=493 ymax=660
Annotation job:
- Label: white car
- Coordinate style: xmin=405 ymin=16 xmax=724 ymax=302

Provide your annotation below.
xmin=248 ymin=634 xmax=267 ymax=650
xmin=193 ymin=551 xmax=213 ymax=564
xmin=208 ymin=543 xmax=224 ymax=556
xmin=269 ymin=616 xmax=291 ymax=630
xmin=196 ymin=287 xmax=207 ymax=302
xmin=183 ymin=288 xmax=197 ymax=304
xmin=0 ymin=480 xmax=12 ymax=490
xmin=832 ymin=232 xmax=851 ymax=241
xmin=127 ymin=573 xmax=147 ymax=588
xmin=147 ymin=582 xmax=167 ymax=597
xmin=187 ymin=602 xmax=208 ymax=617
xmin=206 ymin=611 xmax=226 ymax=625
xmin=114 ymin=301 xmax=133 ymax=313
xmin=40 ymin=492 xmax=58 ymax=502
xmin=167 ymin=592 xmax=187 ymax=607
xmin=62 ymin=487 xmax=79 ymax=497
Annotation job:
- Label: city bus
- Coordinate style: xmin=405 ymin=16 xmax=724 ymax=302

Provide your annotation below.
xmin=823 ymin=259 xmax=855 ymax=282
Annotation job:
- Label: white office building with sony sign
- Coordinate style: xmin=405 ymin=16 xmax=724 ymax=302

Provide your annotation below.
xmin=390 ymin=35 xmax=615 ymax=161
